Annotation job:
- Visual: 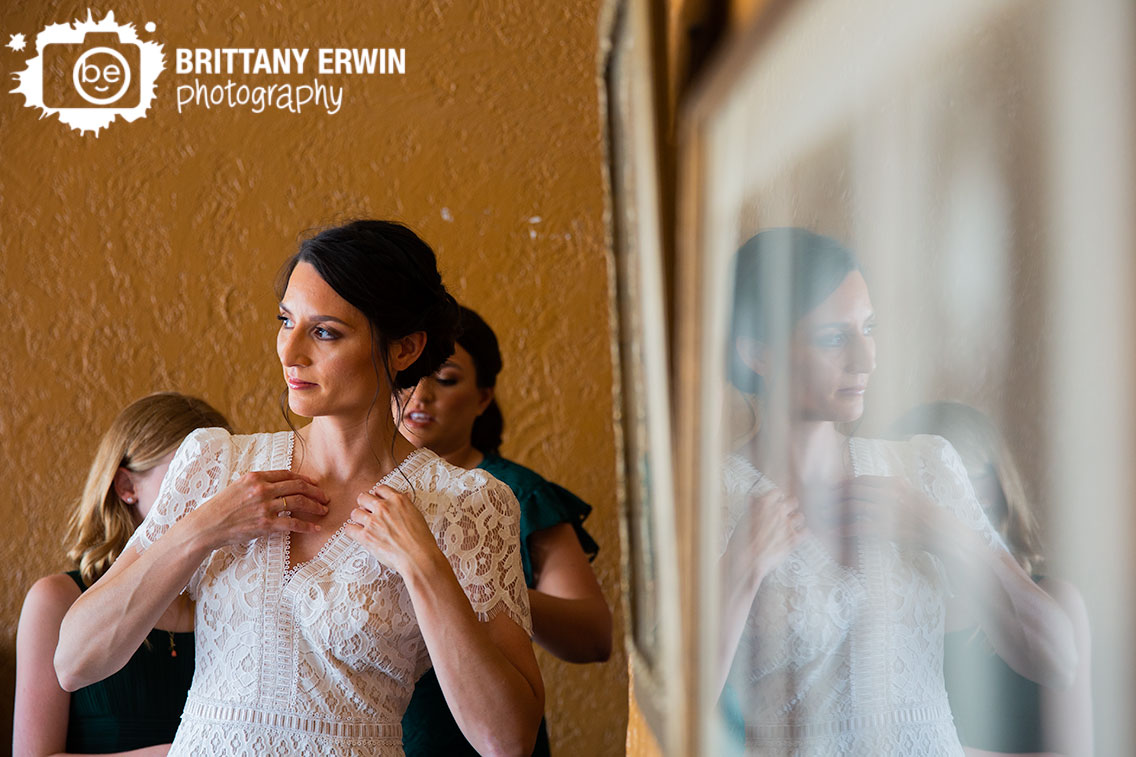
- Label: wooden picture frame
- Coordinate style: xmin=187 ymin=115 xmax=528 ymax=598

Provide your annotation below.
xmin=674 ymin=0 xmax=1136 ymax=753
xmin=601 ymin=0 xmax=683 ymax=750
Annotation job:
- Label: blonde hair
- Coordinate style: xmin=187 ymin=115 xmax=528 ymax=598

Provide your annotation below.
xmin=891 ymin=401 xmax=1044 ymax=575
xmin=65 ymin=392 xmax=231 ymax=587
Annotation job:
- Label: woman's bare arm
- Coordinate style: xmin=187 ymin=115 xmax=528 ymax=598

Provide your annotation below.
xmin=15 ymin=574 xmax=176 ymax=757
xmin=527 ymin=523 xmax=612 ymax=663
xmin=1038 ymin=577 xmax=1093 ymax=756
xmin=55 ymin=470 xmax=326 ymax=690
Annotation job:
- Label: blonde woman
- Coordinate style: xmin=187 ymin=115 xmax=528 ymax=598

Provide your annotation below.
xmin=892 ymin=402 xmax=1093 ymax=757
xmin=14 ymin=392 xmax=230 ymax=757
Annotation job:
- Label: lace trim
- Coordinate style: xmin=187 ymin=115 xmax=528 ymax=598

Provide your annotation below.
xmin=182 ymin=696 xmax=403 ymax=740
xmin=282 ymin=522 xmax=350 ymax=585
xmin=263 ymin=431 xmax=298 ymax=706
xmin=745 ymin=703 xmax=953 ymax=741
xmin=281 ymin=445 xmax=433 ymax=585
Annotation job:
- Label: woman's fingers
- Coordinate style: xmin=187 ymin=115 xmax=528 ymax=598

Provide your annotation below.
xmin=366 ymin=484 xmax=415 ymax=509
xmin=264 ymin=477 xmax=329 ymax=506
xmin=356 ymin=487 xmax=416 ymax=517
xmin=273 ymin=494 xmax=329 ymax=519
xmin=350 ymin=506 xmax=375 ymax=524
xmin=203 ymin=471 xmax=330 ymax=545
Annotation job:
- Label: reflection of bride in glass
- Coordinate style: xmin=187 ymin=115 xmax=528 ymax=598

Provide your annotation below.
xmin=716 ymin=228 xmax=1076 ymax=755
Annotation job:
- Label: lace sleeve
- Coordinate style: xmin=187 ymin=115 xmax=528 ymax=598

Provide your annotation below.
xmin=123 ymin=426 xmax=235 ymax=595
xmin=909 ymin=434 xmax=1008 ymax=553
xmin=438 ymin=477 xmax=533 ymax=636
xmin=719 ymin=453 xmax=776 ymax=555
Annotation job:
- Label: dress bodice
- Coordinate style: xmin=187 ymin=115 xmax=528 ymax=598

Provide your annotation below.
xmin=126 ymin=428 xmax=531 ymax=756
xmin=720 ymin=435 xmax=1007 ymax=756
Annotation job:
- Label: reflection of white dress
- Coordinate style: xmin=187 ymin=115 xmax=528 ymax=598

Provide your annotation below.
xmin=721 ymin=435 xmax=1006 ymax=756
xmin=126 ymin=428 xmax=531 ymax=756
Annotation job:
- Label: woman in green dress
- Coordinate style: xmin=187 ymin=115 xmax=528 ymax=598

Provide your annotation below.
xmin=397 ymin=306 xmax=612 ymax=756
xmin=14 ymin=392 xmax=230 ymax=756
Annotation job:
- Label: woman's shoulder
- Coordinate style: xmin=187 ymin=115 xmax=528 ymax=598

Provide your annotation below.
xmin=173 ymin=428 xmax=293 ymax=472
xmin=411 ymin=448 xmax=512 ymax=498
xmin=480 ymin=455 xmax=597 ymax=553
xmin=409 ymin=451 xmax=522 ymax=535
xmin=478 ymin=455 xmax=553 ymax=500
xmin=21 ymin=573 xmax=83 ymax=623
xmin=181 ymin=427 xmax=291 ymax=451
xmin=722 ymin=451 xmax=770 ymax=494
xmin=853 ymin=433 xmax=961 ymax=470
xmin=478 ymin=455 xmax=593 ymax=517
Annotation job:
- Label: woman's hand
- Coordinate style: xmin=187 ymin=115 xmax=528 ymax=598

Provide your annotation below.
xmin=715 ymin=486 xmax=803 ymax=696
xmin=724 ymin=487 xmax=805 ymax=597
xmin=348 ymin=483 xmax=545 ymax=755
xmin=838 ymin=475 xmax=978 ymax=559
xmin=190 ymin=470 xmax=329 ymax=551
xmin=344 ymin=484 xmax=439 ymax=575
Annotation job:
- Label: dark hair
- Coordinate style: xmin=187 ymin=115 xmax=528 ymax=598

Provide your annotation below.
xmin=276 ymin=220 xmax=460 ymax=428
xmin=727 ymin=228 xmax=861 ymax=394
xmin=455 ymin=306 xmax=505 ymax=456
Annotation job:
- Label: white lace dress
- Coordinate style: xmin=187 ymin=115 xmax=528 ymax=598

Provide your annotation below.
xmin=720 ymin=435 xmax=1008 ymax=756
xmin=125 ymin=428 xmax=531 ymax=756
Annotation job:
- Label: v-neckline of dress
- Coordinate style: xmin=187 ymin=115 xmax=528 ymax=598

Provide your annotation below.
xmin=279 ymin=432 xmax=433 ymax=585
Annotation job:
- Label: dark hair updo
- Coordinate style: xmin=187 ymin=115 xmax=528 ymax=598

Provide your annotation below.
xmin=455 ymin=306 xmax=505 ymax=456
xmin=728 ymin=228 xmax=862 ymax=394
xmin=277 ymin=220 xmax=460 ymax=403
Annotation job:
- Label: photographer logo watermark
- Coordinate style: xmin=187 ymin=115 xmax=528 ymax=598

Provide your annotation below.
xmin=10 ymin=10 xmax=164 ymax=136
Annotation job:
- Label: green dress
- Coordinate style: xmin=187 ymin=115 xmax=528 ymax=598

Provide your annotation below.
xmin=401 ymin=455 xmax=599 ymax=756
xmin=64 ymin=570 xmax=196 ymax=753
xmin=942 ymin=570 xmax=1046 ymax=755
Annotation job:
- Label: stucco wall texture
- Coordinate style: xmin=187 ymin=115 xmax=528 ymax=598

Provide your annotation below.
xmin=0 ymin=1 xmax=627 ymax=752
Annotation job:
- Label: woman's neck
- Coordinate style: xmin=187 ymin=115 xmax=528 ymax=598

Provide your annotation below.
xmin=791 ymin=421 xmax=847 ymax=481
xmin=753 ymin=420 xmax=847 ymax=490
xmin=295 ymin=413 xmax=417 ymax=483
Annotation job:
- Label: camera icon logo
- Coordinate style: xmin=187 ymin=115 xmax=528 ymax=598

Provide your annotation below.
xmin=11 ymin=11 xmax=165 ymax=136
xmin=44 ymin=32 xmax=141 ymax=109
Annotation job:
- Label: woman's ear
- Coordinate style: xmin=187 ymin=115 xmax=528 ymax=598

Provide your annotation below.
xmin=736 ymin=336 xmax=768 ymax=377
xmin=388 ymin=332 xmax=428 ymax=372
xmin=476 ymin=386 xmax=495 ymax=415
xmin=112 ymin=467 xmax=138 ymax=505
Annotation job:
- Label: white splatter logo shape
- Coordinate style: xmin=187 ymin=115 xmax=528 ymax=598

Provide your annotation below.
xmin=11 ymin=10 xmax=165 ymax=136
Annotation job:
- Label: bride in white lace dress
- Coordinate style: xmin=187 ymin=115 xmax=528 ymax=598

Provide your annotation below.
xmin=717 ymin=228 xmax=1077 ymax=756
xmin=54 ymin=221 xmax=544 ymax=756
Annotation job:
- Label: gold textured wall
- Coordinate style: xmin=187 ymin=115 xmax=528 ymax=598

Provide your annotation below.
xmin=0 ymin=1 xmax=627 ymax=752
